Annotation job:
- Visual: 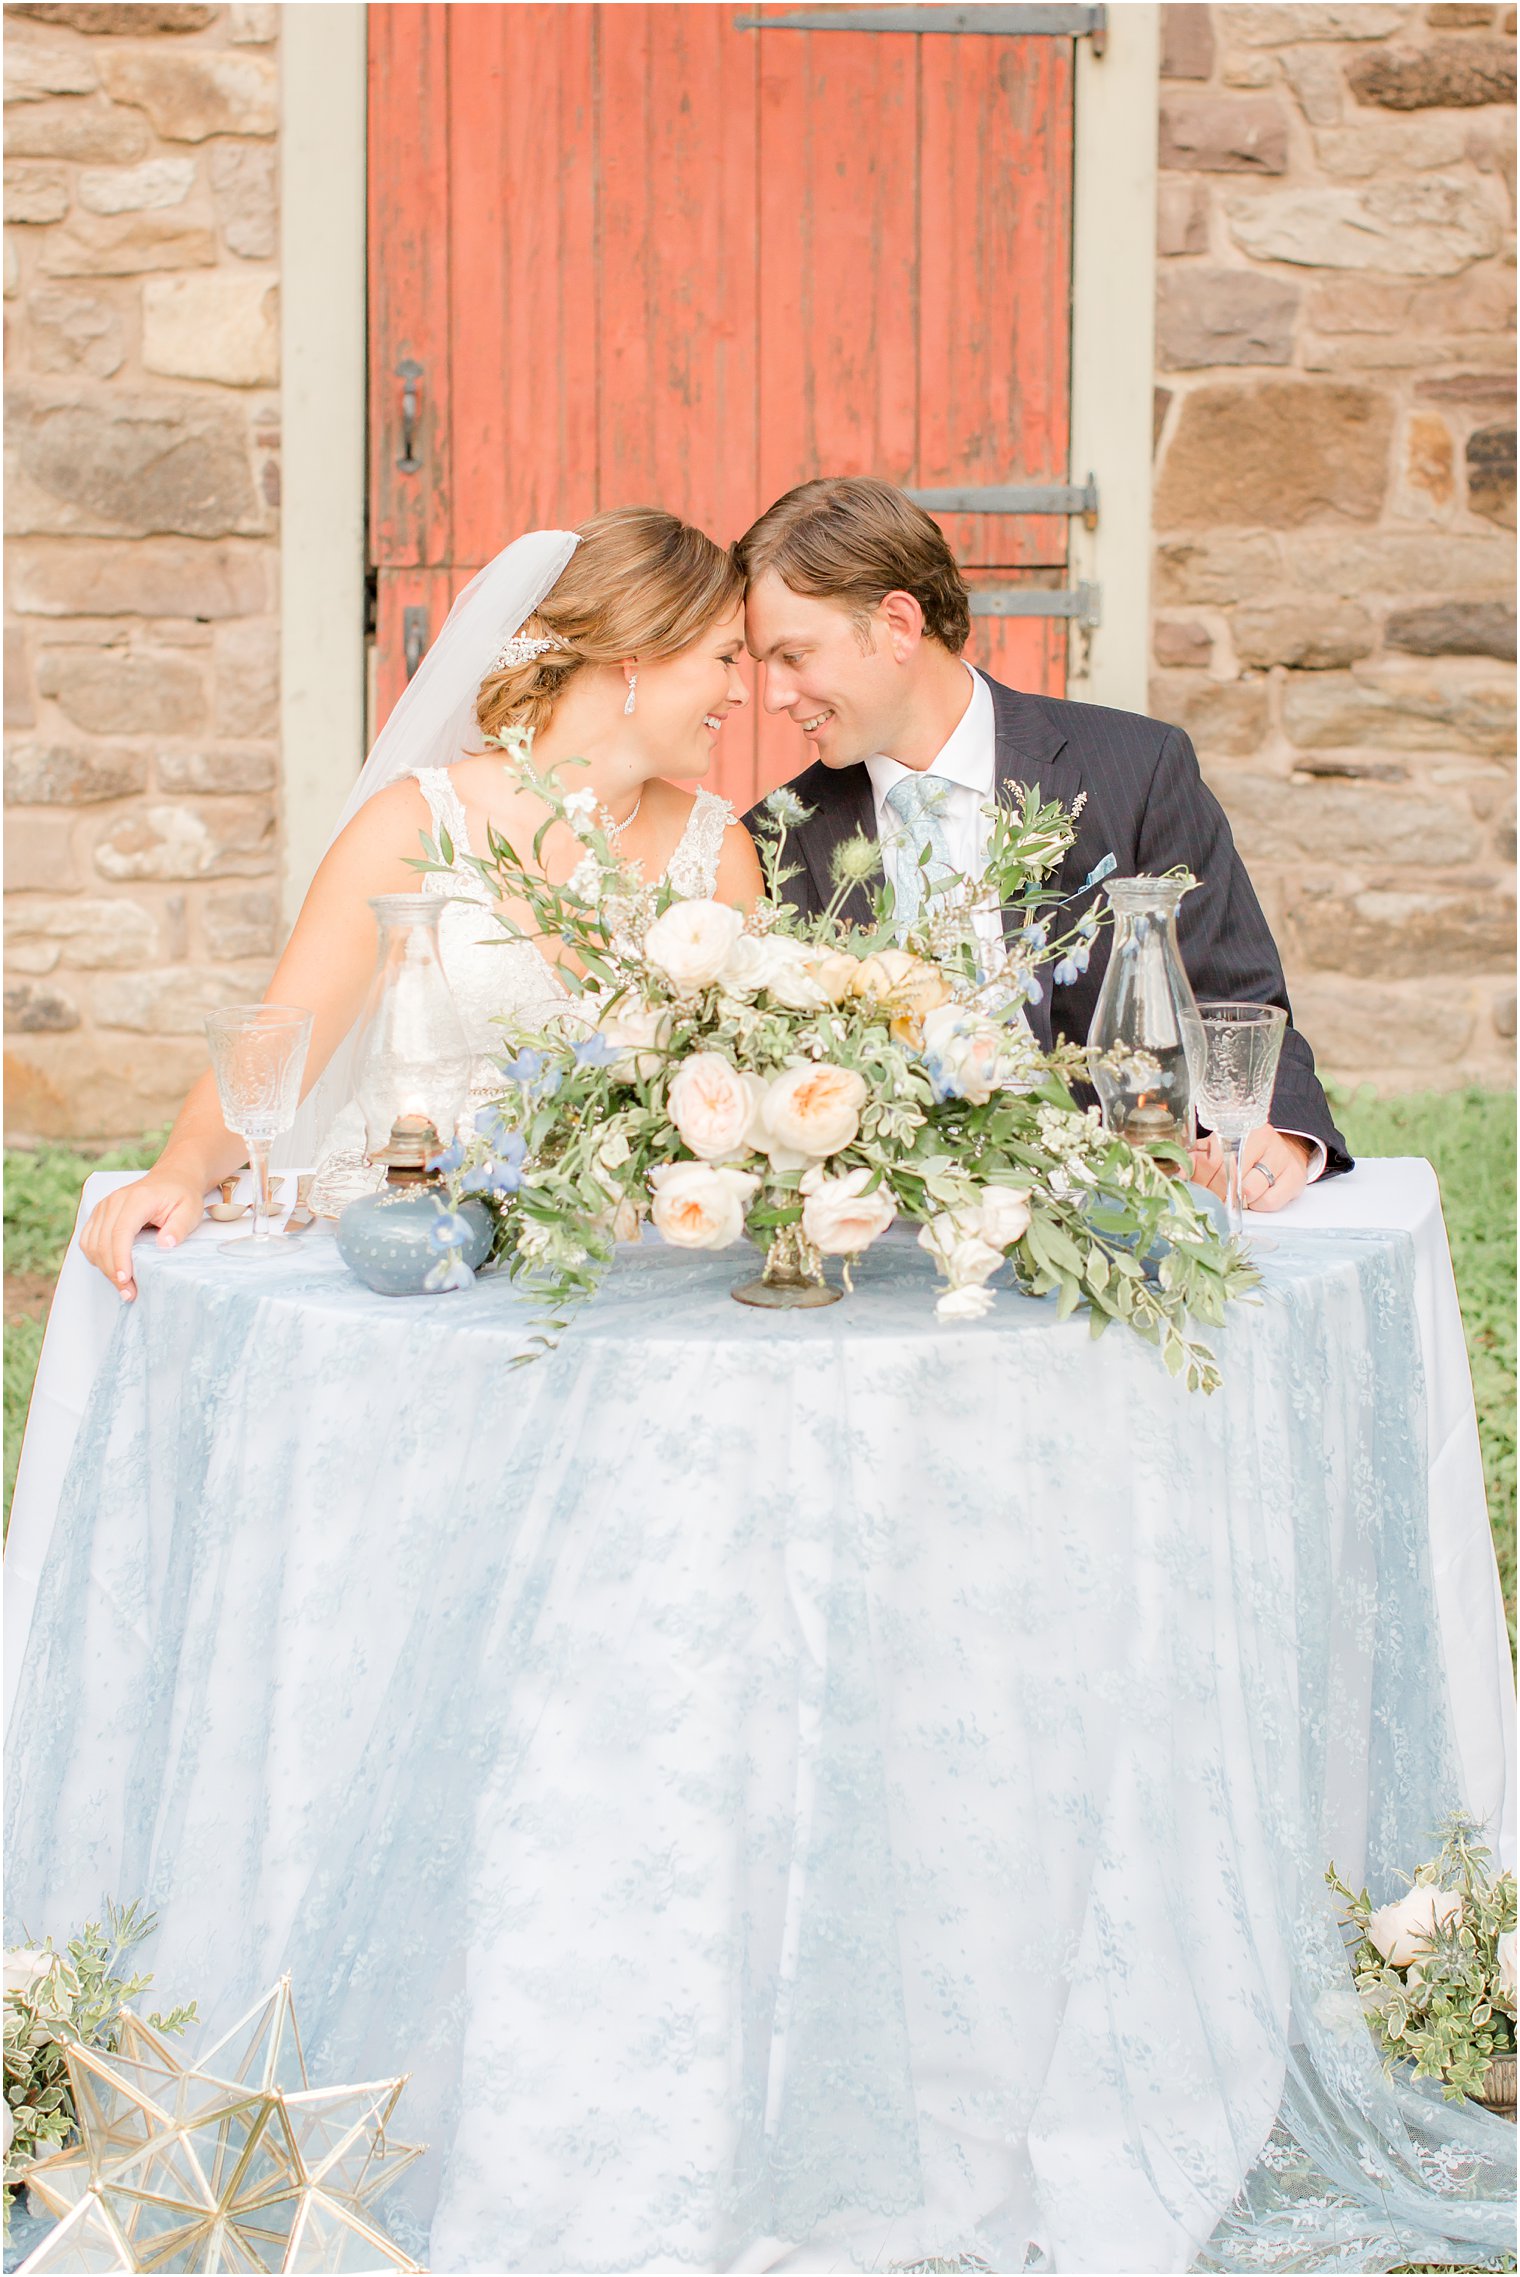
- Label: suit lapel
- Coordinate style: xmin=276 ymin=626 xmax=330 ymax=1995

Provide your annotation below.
xmin=981 ymin=672 xmax=1079 ymax=1053
xmin=797 ymin=764 xmax=877 ymax=925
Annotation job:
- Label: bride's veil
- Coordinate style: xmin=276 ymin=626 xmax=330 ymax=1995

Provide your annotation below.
xmin=278 ymin=528 xmax=581 ymax=1169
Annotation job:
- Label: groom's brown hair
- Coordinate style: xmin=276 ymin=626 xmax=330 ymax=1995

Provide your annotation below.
xmin=735 ymin=477 xmax=971 ymax=654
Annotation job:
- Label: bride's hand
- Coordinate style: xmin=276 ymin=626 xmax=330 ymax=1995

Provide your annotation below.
xmin=80 ymin=1164 xmax=212 ymax=1302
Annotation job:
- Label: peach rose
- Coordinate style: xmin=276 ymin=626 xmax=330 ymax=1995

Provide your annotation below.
xmin=648 ymin=1161 xmax=758 ymax=1249
xmin=599 ymin=1003 xmax=673 ymax=1082
xmin=758 ymin=1061 xmax=868 ymax=1164
xmin=667 ymin=1053 xmax=757 ymax=1162
xmin=800 ymin=1165 xmax=897 ymax=1255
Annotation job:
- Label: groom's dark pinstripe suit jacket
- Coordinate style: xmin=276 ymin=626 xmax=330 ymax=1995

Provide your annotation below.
xmin=743 ymin=669 xmax=1351 ymax=1173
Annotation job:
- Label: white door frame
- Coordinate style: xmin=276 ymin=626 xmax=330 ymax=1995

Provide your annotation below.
xmin=275 ymin=3 xmax=1159 ymax=920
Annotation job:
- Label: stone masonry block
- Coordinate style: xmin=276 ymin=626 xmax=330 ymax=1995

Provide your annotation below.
xmin=1155 ymin=382 xmax=1394 ymax=528
xmin=96 ymin=46 xmax=278 ymax=141
xmin=1227 ymin=177 xmax=1503 ymax=276
xmin=1157 ymin=268 xmax=1300 ymax=369
xmin=5 ymin=741 xmax=147 ymax=803
xmin=2 ymin=94 xmax=150 ymax=164
xmin=35 ymin=645 xmax=206 ymax=735
xmin=1160 ymin=95 xmax=1290 ymax=173
xmin=93 ymin=798 xmax=275 ymax=881
xmin=1232 ymin=602 xmax=1376 ymax=668
xmin=8 ymin=537 xmax=270 ymax=619
xmin=6 ymin=387 xmax=268 ymax=539
xmin=1348 ymin=38 xmax=1517 ymax=108
xmin=142 ymin=271 xmax=279 ymax=387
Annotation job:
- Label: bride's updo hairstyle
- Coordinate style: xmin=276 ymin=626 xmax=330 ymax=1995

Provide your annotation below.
xmin=477 ymin=507 xmax=742 ymax=741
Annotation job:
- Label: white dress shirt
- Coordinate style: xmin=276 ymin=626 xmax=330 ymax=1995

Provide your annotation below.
xmin=863 ymin=665 xmax=1325 ymax=1182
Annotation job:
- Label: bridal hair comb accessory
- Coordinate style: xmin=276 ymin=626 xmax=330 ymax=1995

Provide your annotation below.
xmin=490 ymin=627 xmax=573 ymax=673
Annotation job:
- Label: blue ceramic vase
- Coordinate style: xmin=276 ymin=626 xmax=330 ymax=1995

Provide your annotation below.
xmin=335 ymin=1185 xmax=493 ymax=1297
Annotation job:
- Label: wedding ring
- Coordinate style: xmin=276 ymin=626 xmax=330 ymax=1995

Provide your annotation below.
xmin=1249 ymin=1160 xmax=1277 ymax=1188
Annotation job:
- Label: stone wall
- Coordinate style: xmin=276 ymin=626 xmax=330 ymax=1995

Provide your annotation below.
xmin=1153 ymin=1 xmax=1517 ymax=1094
xmin=3 ymin=0 xmax=280 ymax=1142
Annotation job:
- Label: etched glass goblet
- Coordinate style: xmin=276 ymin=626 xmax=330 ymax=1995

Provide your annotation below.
xmin=205 ymin=1005 xmax=313 ymax=1257
xmin=1192 ymin=1002 xmax=1286 ymax=1248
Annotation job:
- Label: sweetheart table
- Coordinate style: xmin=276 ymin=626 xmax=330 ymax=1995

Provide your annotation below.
xmin=4 ymin=1162 xmax=1515 ymax=2273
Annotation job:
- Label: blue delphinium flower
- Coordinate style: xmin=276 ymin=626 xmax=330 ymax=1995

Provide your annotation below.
xmin=427 ymin=1209 xmax=474 ymax=1252
xmin=498 ymin=1046 xmax=563 ymax=1097
xmin=925 ymin=1053 xmax=961 ymax=1104
xmin=427 ymin=1137 xmax=466 ymax=1174
xmin=424 ymin=1252 xmax=475 ymax=1294
xmin=460 ymin=1130 xmax=527 ymax=1198
xmin=571 ymin=1033 xmax=619 ymax=1070
xmin=1019 ymin=920 xmax=1048 ymax=956
xmin=1053 ymin=956 xmax=1080 ymax=989
xmin=1021 ymin=973 xmax=1044 ymax=1007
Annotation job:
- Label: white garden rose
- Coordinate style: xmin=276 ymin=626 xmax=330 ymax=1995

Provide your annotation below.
xmin=667 ymin=1053 xmax=757 ymax=1162
xmin=648 ymin=1161 xmax=758 ymax=1250
xmin=759 ymin=1061 xmax=868 ymax=1162
xmin=920 ymin=1003 xmax=1032 ymax=1106
xmin=598 ymin=1003 xmax=673 ymax=1082
xmin=1497 ymin=1930 xmax=1515 ymax=2001
xmin=917 ymin=1211 xmax=1004 ymax=1289
xmin=935 ymin=1283 xmax=996 ymax=1322
xmin=4 ymin=1948 xmax=53 ymax=1996
xmin=799 ymin=1165 xmax=897 ymax=1255
xmin=1366 ymin=1885 xmax=1464 ymax=1969
xmin=977 ymin=1185 xmax=1033 ymax=1251
xmin=642 ymin=899 xmax=745 ymax=992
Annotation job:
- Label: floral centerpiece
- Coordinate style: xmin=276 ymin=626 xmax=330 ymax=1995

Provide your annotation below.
xmin=414 ymin=733 xmax=1256 ymax=1388
xmin=1328 ymin=1814 xmax=1517 ymax=2107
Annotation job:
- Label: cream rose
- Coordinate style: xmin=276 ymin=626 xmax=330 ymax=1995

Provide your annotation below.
xmin=4 ymin=1948 xmax=53 ymax=1997
xmin=667 ymin=1053 xmax=758 ymax=1162
xmin=648 ymin=1161 xmax=758 ymax=1250
xmin=759 ymin=1061 xmax=868 ymax=1163
xmin=612 ymin=1197 xmax=642 ymax=1244
xmin=718 ymin=931 xmax=825 ymax=1007
xmin=805 ymin=949 xmax=862 ymax=1004
xmin=936 ymin=1283 xmax=996 ymax=1322
xmin=800 ymin=1165 xmax=897 ymax=1255
xmin=1498 ymin=1930 xmax=1516 ymax=2001
xmin=852 ymin=949 xmax=952 ymax=1043
xmin=1366 ymin=1886 xmax=1464 ymax=1969
xmin=917 ymin=1211 xmax=1004 ymax=1290
xmin=599 ymin=1003 xmax=673 ymax=1082
xmin=643 ymin=899 xmax=745 ymax=992
xmin=977 ymin=1185 xmax=1033 ymax=1250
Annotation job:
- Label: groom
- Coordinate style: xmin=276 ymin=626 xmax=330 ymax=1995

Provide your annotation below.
xmin=737 ymin=477 xmax=1349 ymax=1205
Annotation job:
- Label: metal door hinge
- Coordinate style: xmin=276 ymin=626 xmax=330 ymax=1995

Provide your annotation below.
xmin=403 ymin=605 xmax=429 ymax=679
xmin=736 ymin=5 xmax=1106 ymax=46
xmin=971 ymin=583 xmax=1101 ymax=627
xmin=909 ymin=476 xmax=1098 ymax=525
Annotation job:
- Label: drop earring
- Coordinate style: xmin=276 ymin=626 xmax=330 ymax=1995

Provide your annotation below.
xmin=623 ymin=672 xmax=638 ymax=717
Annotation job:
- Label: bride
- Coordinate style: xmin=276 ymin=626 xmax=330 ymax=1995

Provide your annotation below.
xmin=81 ymin=509 xmax=763 ymax=1298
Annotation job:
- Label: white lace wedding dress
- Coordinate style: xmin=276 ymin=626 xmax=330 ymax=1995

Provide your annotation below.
xmin=310 ymin=769 xmax=737 ymax=1213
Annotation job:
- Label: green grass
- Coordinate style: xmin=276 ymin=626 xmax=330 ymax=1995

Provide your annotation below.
xmin=3 ymin=1099 xmax=1516 ymax=1624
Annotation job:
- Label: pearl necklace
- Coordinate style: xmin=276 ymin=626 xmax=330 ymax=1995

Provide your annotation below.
xmin=605 ymin=796 xmax=641 ymax=841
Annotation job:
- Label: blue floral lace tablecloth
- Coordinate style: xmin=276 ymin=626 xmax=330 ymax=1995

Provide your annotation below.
xmin=5 ymin=1226 xmax=1514 ymax=2272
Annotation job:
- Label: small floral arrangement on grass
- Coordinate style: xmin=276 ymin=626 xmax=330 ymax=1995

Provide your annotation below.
xmin=414 ymin=733 xmax=1256 ymax=1386
xmin=4 ymin=1901 xmax=197 ymax=2231
xmin=1327 ymin=1814 xmax=1517 ymax=2102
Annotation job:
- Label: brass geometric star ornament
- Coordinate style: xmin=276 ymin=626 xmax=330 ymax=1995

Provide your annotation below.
xmin=17 ymin=1978 xmax=425 ymax=2274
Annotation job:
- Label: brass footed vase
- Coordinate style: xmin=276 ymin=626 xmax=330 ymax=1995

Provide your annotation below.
xmin=732 ymin=1221 xmax=841 ymax=1310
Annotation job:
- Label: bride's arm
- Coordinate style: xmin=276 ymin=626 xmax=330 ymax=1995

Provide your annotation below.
xmin=80 ymin=782 xmax=430 ymax=1299
xmin=714 ymin=817 xmax=765 ymax=910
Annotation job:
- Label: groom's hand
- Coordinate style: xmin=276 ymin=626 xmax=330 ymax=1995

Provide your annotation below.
xmin=1189 ymin=1127 xmax=1313 ymax=1214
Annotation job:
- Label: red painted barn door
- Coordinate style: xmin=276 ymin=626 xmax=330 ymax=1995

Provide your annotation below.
xmin=369 ymin=5 xmax=1075 ymax=806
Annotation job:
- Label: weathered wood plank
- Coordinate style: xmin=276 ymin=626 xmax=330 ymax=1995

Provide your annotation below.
xmin=369 ymin=3 xmax=452 ymax=574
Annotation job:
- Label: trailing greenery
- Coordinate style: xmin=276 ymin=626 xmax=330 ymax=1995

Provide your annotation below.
xmin=4 ymin=1899 xmax=197 ymax=2231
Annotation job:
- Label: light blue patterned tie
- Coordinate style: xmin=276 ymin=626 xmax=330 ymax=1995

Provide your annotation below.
xmin=882 ymin=773 xmax=955 ymax=937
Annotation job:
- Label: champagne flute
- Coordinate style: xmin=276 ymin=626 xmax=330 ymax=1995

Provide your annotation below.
xmin=205 ymin=1005 xmax=314 ymax=1257
xmin=1193 ymin=1003 xmax=1286 ymax=1249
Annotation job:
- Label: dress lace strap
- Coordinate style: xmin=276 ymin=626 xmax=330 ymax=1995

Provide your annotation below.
xmin=413 ymin=767 xmax=475 ymax=893
xmin=663 ymin=788 xmax=736 ymax=900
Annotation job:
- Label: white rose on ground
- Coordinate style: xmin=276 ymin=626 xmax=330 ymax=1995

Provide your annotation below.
xmin=800 ymin=1165 xmax=897 ymax=1255
xmin=920 ymin=1003 xmax=1031 ymax=1105
xmin=936 ymin=1283 xmax=996 ymax=1322
xmin=667 ymin=1053 xmax=758 ymax=1162
xmin=598 ymin=1003 xmax=673 ymax=1082
xmin=1366 ymin=1886 xmax=1464 ymax=1969
xmin=648 ymin=1162 xmax=758 ymax=1249
xmin=1497 ymin=1930 xmax=1515 ymax=2001
xmin=917 ymin=1211 xmax=1004 ymax=1289
xmin=977 ymin=1185 xmax=1033 ymax=1250
xmin=643 ymin=900 xmax=745 ymax=992
xmin=759 ymin=1062 xmax=868 ymax=1162
xmin=3 ymin=1948 xmax=53 ymax=1996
